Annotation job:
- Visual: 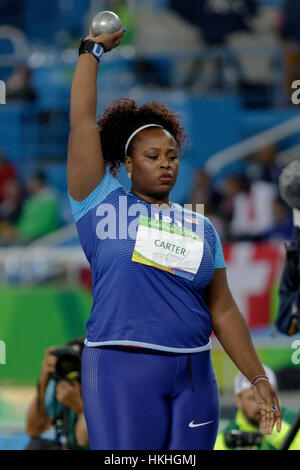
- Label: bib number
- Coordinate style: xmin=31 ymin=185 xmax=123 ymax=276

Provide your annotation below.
xmin=132 ymin=216 xmax=203 ymax=281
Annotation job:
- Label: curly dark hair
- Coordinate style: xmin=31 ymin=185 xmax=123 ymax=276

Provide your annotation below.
xmin=97 ymin=98 xmax=188 ymax=176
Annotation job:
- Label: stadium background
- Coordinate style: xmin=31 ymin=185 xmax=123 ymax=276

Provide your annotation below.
xmin=0 ymin=0 xmax=299 ymax=450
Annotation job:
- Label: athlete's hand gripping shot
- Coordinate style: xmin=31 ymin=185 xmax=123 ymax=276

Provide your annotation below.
xmin=67 ymin=24 xmax=282 ymax=450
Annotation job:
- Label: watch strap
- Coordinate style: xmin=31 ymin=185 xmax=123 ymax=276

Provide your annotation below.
xmin=79 ymin=39 xmax=104 ymax=62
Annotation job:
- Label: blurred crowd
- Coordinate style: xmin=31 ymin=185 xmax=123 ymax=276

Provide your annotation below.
xmin=0 ymin=151 xmax=61 ymax=246
xmin=188 ymin=144 xmax=294 ymax=243
xmin=5 ymin=65 xmax=36 ymax=103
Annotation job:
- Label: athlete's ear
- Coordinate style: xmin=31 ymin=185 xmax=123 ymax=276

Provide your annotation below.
xmin=125 ymin=156 xmax=133 ymax=176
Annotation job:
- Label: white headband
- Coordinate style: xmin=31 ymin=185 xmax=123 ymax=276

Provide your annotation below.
xmin=125 ymin=124 xmax=164 ymax=155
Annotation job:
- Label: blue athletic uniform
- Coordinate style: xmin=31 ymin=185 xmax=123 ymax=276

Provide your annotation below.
xmin=69 ymin=167 xmax=226 ymax=450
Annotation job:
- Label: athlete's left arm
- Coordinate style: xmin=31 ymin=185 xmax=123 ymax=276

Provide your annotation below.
xmin=205 ymin=268 xmax=265 ymax=380
xmin=204 ymin=268 xmax=282 ymax=435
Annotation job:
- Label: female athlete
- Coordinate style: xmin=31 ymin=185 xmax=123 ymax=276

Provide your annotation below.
xmin=67 ymin=28 xmax=282 ymax=450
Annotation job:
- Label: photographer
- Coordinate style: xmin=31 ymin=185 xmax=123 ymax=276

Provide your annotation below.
xmin=214 ymin=366 xmax=300 ymax=450
xmin=276 ymin=160 xmax=300 ymax=336
xmin=25 ymin=338 xmax=89 ymax=450
xmin=276 ymin=226 xmax=300 ymax=336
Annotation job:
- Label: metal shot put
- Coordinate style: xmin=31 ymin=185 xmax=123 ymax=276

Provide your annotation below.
xmin=91 ymin=11 xmax=122 ymax=37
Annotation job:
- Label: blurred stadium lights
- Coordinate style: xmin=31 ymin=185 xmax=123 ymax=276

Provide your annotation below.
xmin=60 ymin=48 xmax=79 ymax=64
xmin=27 ymin=52 xmax=49 ymax=69
xmin=0 ymin=224 xmax=86 ymax=285
xmin=0 ymin=246 xmax=87 ymax=285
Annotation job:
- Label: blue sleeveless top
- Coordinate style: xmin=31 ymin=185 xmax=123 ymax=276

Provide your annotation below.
xmin=69 ymin=168 xmax=226 ymax=353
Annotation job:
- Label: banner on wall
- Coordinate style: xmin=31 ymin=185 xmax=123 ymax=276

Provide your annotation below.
xmin=223 ymin=242 xmax=285 ymax=328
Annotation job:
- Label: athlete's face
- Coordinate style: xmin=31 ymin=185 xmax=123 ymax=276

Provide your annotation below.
xmin=125 ymin=128 xmax=179 ymax=205
xmin=235 ymin=390 xmax=261 ymax=428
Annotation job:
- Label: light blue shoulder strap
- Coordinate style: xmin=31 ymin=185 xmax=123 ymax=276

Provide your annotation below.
xmin=68 ymin=168 xmax=122 ymax=223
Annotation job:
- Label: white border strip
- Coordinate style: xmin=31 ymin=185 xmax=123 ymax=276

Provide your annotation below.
xmin=84 ymin=339 xmax=212 ymax=353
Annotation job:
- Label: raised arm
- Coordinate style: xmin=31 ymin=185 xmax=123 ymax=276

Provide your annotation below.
xmin=67 ymin=29 xmax=125 ymax=201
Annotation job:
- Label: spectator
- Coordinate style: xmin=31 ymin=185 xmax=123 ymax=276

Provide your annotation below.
xmin=214 ymin=366 xmax=300 ymax=450
xmin=220 ymin=174 xmax=277 ymax=242
xmin=204 ymin=202 xmax=225 ymax=241
xmin=247 ymin=144 xmax=282 ymax=186
xmin=0 ymin=179 xmax=23 ymax=224
xmin=0 ymin=151 xmax=17 ymax=203
xmin=188 ymin=168 xmax=222 ymax=208
xmin=6 ymin=65 xmax=36 ymax=103
xmin=188 ymin=168 xmax=224 ymax=238
xmin=267 ymin=197 xmax=294 ymax=241
xmin=25 ymin=338 xmax=89 ymax=450
xmin=0 ymin=179 xmax=24 ymax=245
xmin=14 ymin=171 xmax=61 ymax=243
xmin=219 ymin=174 xmax=248 ymax=240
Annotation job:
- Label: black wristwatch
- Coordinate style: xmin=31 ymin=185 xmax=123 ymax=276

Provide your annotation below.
xmin=79 ymin=39 xmax=104 ymax=62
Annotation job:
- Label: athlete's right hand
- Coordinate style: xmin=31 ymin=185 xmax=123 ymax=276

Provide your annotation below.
xmin=84 ymin=28 xmax=126 ymax=52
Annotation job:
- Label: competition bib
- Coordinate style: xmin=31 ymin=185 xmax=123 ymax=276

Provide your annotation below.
xmin=132 ymin=216 xmax=203 ymax=280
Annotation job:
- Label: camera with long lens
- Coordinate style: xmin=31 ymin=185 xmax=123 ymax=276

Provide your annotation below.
xmin=50 ymin=344 xmax=82 ymax=382
xmin=45 ymin=342 xmax=83 ymax=449
xmin=277 ymin=160 xmax=300 ymax=336
xmin=25 ymin=341 xmax=84 ymax=450
xmin=225 ymin=430 xmax=263 ymax=449
xmin=279 ymin=160 xmax=300 ymax=239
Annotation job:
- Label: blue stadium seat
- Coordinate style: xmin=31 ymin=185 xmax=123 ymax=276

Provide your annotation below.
xmin=0 ymin=0 xmax=25 ymax=30
xmin=45 ymin=164 xmax=68 ymax=193
xmin=31 ymin=66 xmax=71 ymax=108
xmin=24 ymin=0 xmax=91 ymax=43
xmin=0 ymin=105 xmax=26 ymax=162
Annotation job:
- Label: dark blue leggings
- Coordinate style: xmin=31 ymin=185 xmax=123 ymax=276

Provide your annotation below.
xmin=81 ymin=346 xmax=220 ymax=450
